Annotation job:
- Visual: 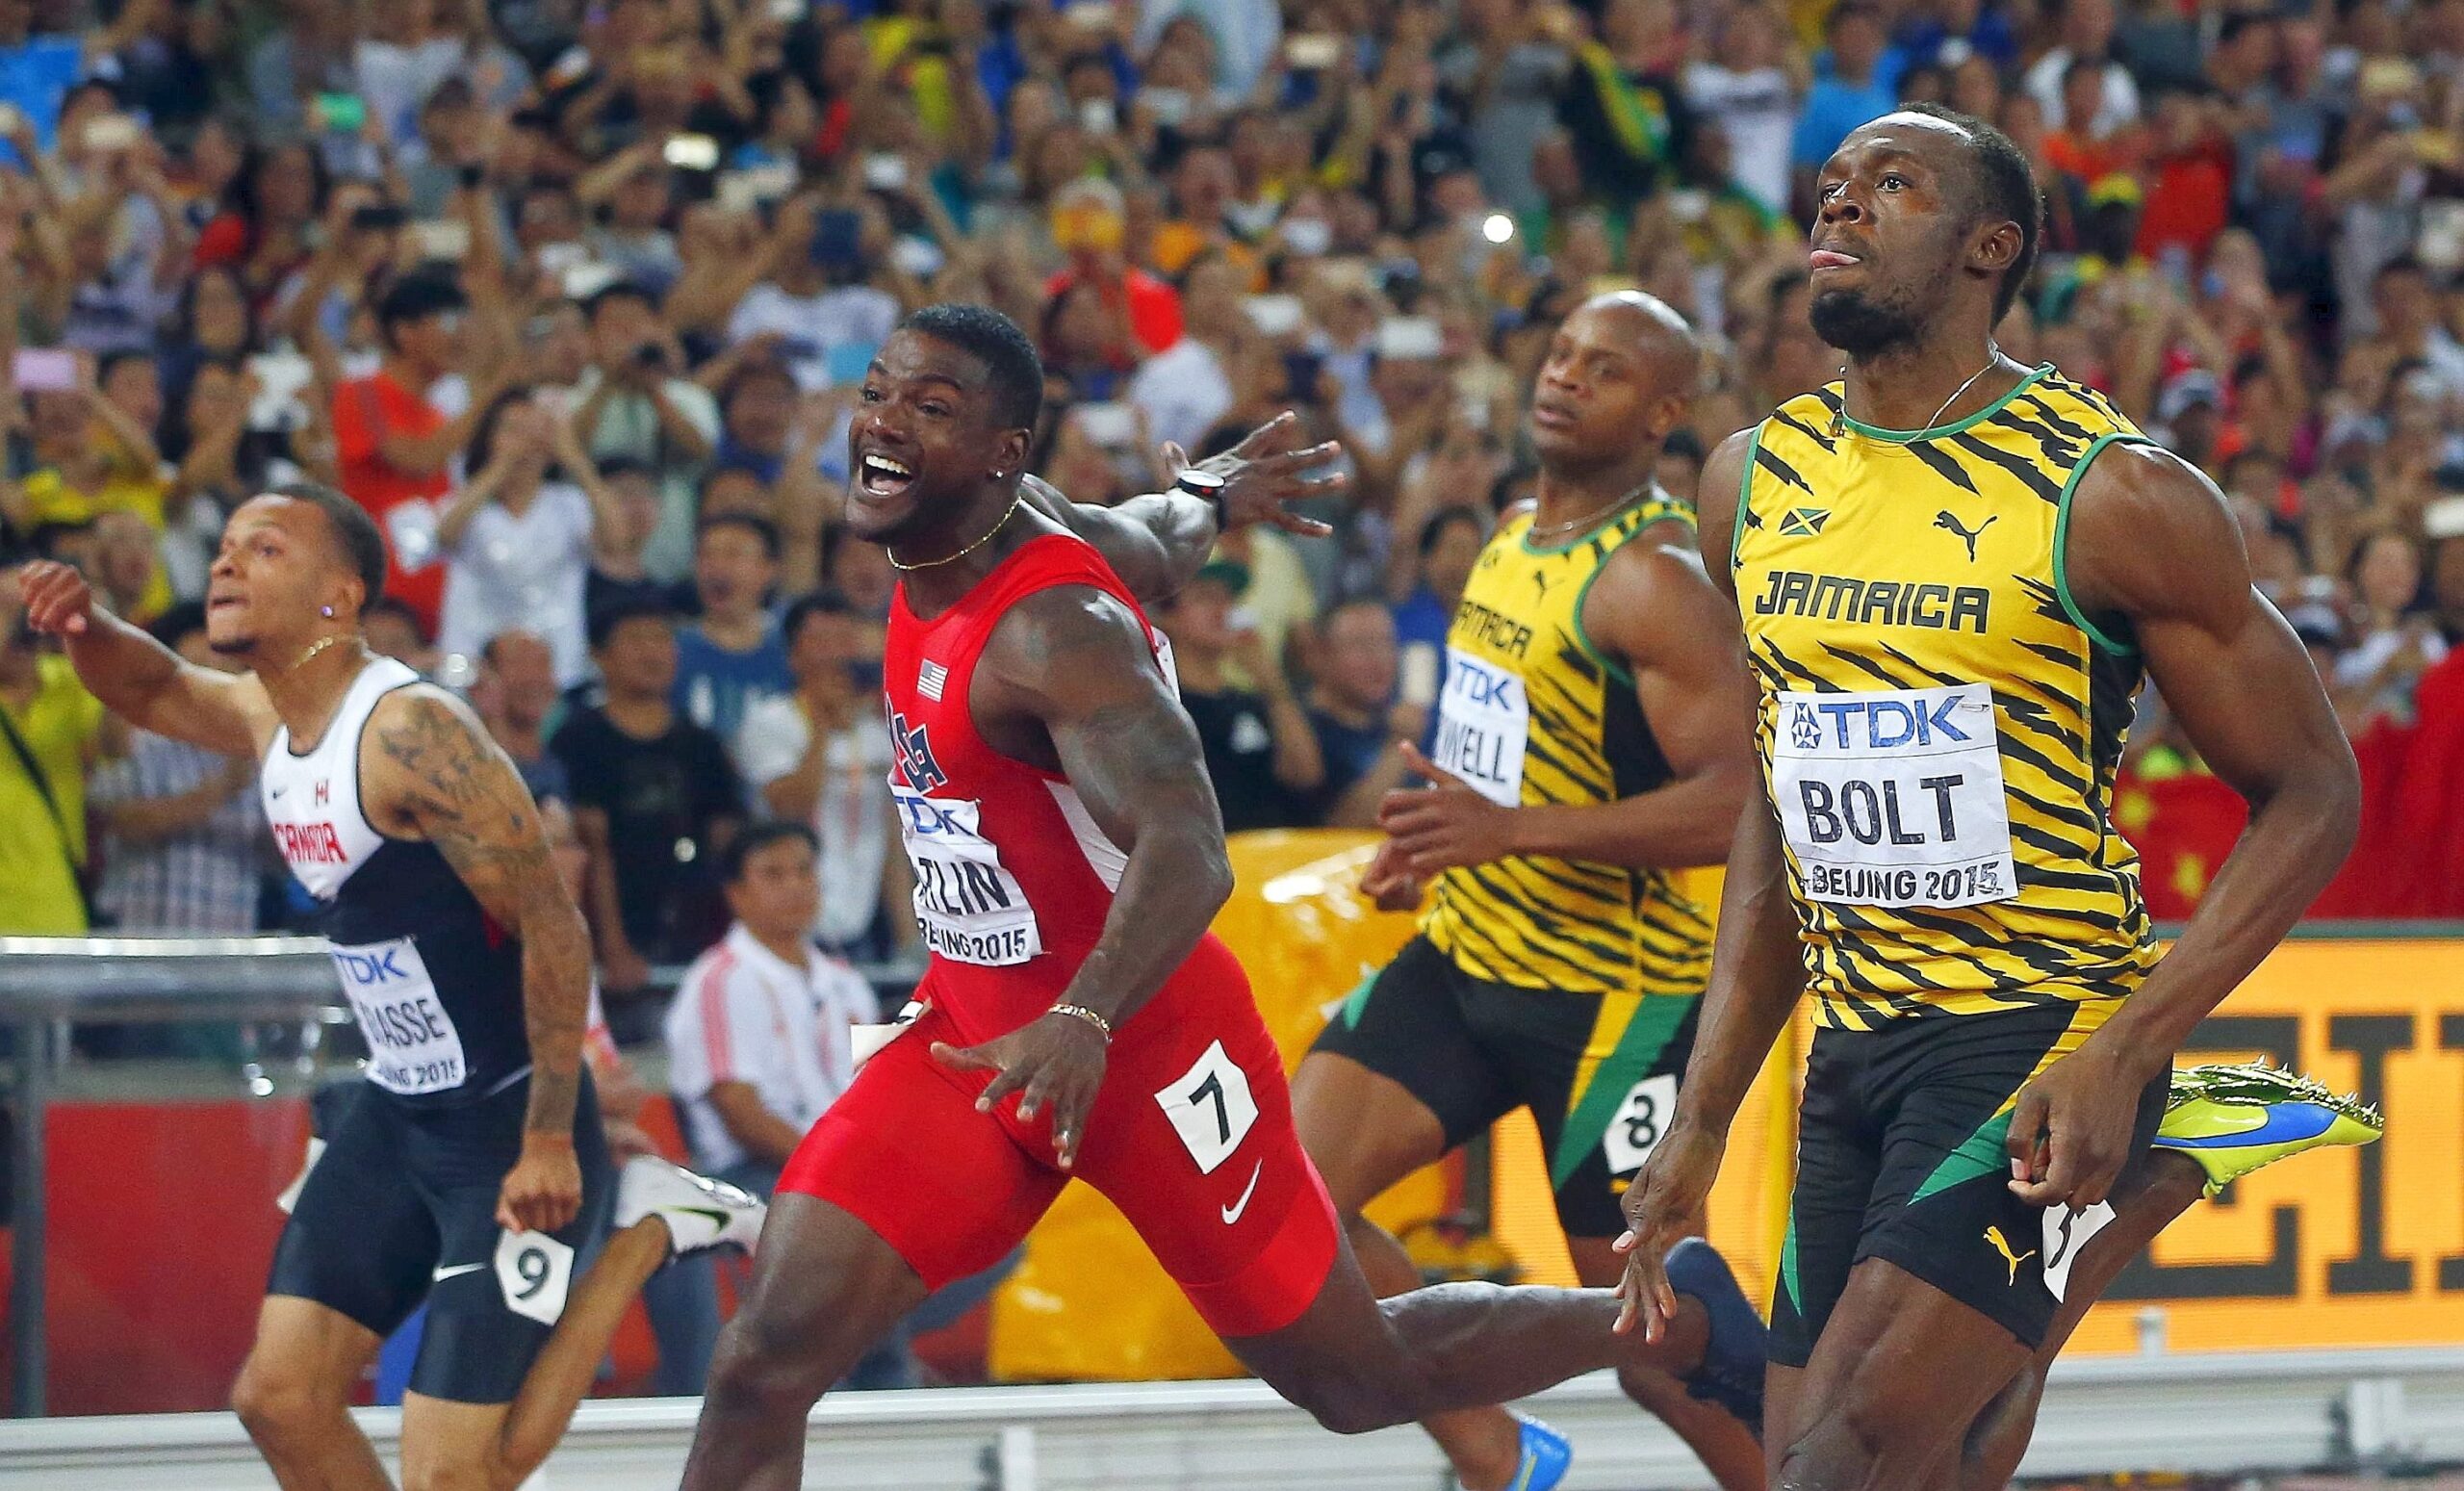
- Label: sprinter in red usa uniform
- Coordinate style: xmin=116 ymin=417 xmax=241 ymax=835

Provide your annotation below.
xmin=679 ymin=305 xmax=1721 ymax=1489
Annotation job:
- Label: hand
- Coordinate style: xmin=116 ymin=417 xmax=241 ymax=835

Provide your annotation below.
xmin=931 ymin=1009 xmax=1111 ymax=1169
xmin=1164 ymin=411 xmax=1347 ymax=537
xmin=19 ymin=559 xmax=95 ymax=636
xmin=1611 ymin=1122 xmax=1722 ymax=1339
xmin=1357 ymin=836 xmax=1426 ymax=913
xmin=1378 ymin=741 xmax=1516 ymax=874
xmin=496 ymin=1133 xmax=583 ymax=1232
xmin=602 ymin=943 xmax=653 ymax=994
xmin=2005 ymin=1032 xmax=2157 ymax=1210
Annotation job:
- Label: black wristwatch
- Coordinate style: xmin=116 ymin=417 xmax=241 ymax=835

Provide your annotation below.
xmin=1175 ymin=467 xmax=1227 ymax=527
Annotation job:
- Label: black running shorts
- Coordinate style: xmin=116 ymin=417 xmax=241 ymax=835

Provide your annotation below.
xmin=1310 ymin=934 xmax=1700 ymax=1239
xmin=1769 ymin=1001 xmax=2165 ymax=1364
xmin=269 ymin=1070 xmax=615 ymax=1403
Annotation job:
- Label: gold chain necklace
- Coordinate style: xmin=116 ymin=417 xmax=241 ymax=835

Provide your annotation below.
xmin=886 ymin=489 xmax=1026 ymax=573
xmin=284 ymin=632 xmax=352 ymax=673
xmin=1527 ymin=481 xmax=1652 ymax=542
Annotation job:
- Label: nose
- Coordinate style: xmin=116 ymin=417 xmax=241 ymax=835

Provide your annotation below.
xmin=1818 ymin=185 xmax=1867 ymax=227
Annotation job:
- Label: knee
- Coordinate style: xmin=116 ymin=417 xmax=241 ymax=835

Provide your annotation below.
xmin=704 ymin=1308 xmax=834 ymax=1418
xmin=399 ymin=1456 xmax=503 ymax=1491
xmin=1774 ymin=1389 xmax=1930 ymax=1491
xmin=230 ymin=1354 xmax=337 ymax=1447
xmin=1275 ymin=1367 xmax=1414 ymax=1437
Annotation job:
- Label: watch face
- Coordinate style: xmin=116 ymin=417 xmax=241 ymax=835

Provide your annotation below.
xmin=1178 ymin=470 xmax=1226 ymax=494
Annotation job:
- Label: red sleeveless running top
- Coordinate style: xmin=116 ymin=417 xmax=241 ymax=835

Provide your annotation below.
xmin=883 ymin=531 xmax=1235 ymax=1036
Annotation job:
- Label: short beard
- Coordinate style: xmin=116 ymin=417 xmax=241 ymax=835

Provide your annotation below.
xmin=1810 ymin=286 xmax=1926 ymax=362
xmin=207 ymin=633 xmax=257 ymax=657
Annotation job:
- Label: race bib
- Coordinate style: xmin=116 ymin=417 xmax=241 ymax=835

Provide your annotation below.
xmin=495 ymin=1229 xmax=575 ymax=1326
xmin=1430 ymin=646 xmax=1527 ymax=808
xmin=330 ymin=938 xmax=469 ymax=1095
xmin=892 ymin=786 xmax=1042 ymax=966
xmin=1769 ymin=681 xmax=2017 ymax=910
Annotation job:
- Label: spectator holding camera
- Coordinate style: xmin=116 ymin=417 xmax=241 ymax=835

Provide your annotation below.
xmin=570 ymin=279 xmax=719 ymax=578
xmin=1154 ymin=558 xmax=1321 ymax=832
xmin=331 ymin=269 xmax=510 ymax=632
xmin=434 ymin=389 xmax=625 ymax=686
xmin=723 ymin=194 xmax=900 ymax=391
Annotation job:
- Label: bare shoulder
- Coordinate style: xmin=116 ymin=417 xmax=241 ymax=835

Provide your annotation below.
xmin=362 ymin=682 xmax=531 ymax=828
xmin=2066 ymin=440 xmax=2246 ymax=628
xmin=1691 ymin=426 xmax=1759 ymax=600
xmin=978 ymin=582 xmax=1171 ymax=711
xmin=1586 ymin=536 xmax=1729 ymax=666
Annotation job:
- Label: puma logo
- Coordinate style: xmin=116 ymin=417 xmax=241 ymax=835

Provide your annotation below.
xmin=1984 ymin=1225 xmax=2036 ymax=1285
xmin=1934 ymin=510 xmax=1997 ymax=562
xmin=1531 ymin=570 xmax=1557 ymax=601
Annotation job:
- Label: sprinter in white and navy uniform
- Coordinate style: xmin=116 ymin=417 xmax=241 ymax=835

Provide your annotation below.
xmin=261 ymin=656 xmax=616 ymax=1405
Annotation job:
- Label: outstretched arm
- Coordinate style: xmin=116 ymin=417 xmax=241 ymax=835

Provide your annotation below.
xmin=2006 ymin=442 xmax=2360 ymax=1209
xmin=1018 ymin=412 xmax=1345 ymax=604
xmin=366 ymin=687 xmax=593 ymax=1233
xmin=930 ymin=585 xmax=1231 ymax=1167
xmin=19 ymin=560 xmax=271 ymax=756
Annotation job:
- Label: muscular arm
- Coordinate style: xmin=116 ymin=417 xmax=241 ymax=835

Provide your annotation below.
xmin=23 ymin=567 xmax=270 ymax=756
xmin=977 ymin=586 xmax=1234 ymax=1030
xmin=368 ymin=689 xmax=594 ymax=1141
xmin=1510 ymin=537 xmax=1758 ymax=868
xmin=2063 ymin=444 xmax=2361 ymax=1066
xmin=1666 ymin=433 xmax=1808 ymax=1133
xmin=1018 ymin=474 xmax=1212 ymax=605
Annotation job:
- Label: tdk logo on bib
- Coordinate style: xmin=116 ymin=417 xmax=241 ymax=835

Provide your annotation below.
xmin=1789 ymin=696 xmax=1972 ymax=752
xmin=890 ymin=785 xmax=1042 ymax=965
xmin=335 ymin=945 xmax=411 ymax=985
xmin=1432 ymin=646 xmax=1527 ymax=808
xmin=1770 ymin=681 xmax=2017 ymax=911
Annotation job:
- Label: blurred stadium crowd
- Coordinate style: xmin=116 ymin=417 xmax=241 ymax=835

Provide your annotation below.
xmin=1 ymin=0 xmax=2463 ymax=1097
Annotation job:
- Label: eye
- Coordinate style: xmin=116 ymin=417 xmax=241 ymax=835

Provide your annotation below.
xmin=859 ymin=385 xmax=882 ymax=403
xmin=1817 ymin=180 xmax=1843 ymax=202
xmin=920 ymin=400 xmax=951 ymax=418
xmin=1881 ymin=172 xmax=1908 ymax=191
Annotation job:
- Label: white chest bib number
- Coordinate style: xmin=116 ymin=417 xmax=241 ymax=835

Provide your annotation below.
xmin=1769 ymin=681 xmax=2017 ymax=910
xmin=1431 ymin=646 xmax=1527 ymax=808
xmin=892 ymin=786 xmax=1043 ymax=966
xmin=330 ymin=938 xmax=468 ymax=1095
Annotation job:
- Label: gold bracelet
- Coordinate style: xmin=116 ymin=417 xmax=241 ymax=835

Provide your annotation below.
xmin=1049 ymin=1003 xmax=1114 ymax=1043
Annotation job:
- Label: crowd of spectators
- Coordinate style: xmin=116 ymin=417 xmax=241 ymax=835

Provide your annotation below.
xmin=2 ymin=0 xmax=2464 ymax=976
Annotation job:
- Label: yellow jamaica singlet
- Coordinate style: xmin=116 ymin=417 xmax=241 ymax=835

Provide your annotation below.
xmin=1421 ymin=494 xmax=1714 ymax=1000
xmin=1734 ymin=365 xmax=2160 ymax=1030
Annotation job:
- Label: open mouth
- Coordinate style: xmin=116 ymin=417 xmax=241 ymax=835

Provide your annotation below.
xmin=206 ymin=594 xmax=244 ymax=613
xmin=857 ymin=451 xmax=916 ymax=500
xmin=1531 ymin=401 xmax=1578 ymax=430
xmin=1810 ymin=248 xmax=1861 ymax=271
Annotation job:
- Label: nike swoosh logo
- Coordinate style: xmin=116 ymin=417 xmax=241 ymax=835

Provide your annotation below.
xmin=268 ymin=786 xmax=287 ymax=799
xmin=1220 ymin=1160 xmax=1263 ymax=1225
xmin=2158 ymin=1102 xmax=2339 ymax=1148
xmin=679 ymin=1205 xmax=732 ymax=1232
xmin=431 ymin=1262 xmax=485 ymax=1283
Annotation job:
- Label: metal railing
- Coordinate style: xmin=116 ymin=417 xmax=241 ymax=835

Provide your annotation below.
xmin=2 ymin=1348 xmax=2461 ymax=1488
xmin=0 ymin=935 xmax=923 ymax=1420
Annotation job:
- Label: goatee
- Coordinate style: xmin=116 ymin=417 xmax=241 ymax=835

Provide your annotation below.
xmin=1810 ymin=287 xmax=1925 ymax=361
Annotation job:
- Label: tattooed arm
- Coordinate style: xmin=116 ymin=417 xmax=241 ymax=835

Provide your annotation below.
xmin=367 ymin=685 xmax=592 ymax=1232
xmin=928 ymin=585 xmax=1231 ymax=1167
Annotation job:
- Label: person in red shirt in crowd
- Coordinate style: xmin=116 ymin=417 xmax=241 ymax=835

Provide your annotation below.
xmin=1042 ymin=176 xmax=1183 ymax=357
xmin=330 ymin=270 xmax=508 ymax=634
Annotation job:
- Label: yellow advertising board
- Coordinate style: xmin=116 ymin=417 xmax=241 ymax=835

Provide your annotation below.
xmin=989 ymin=832 xmax=2464 ymax=1379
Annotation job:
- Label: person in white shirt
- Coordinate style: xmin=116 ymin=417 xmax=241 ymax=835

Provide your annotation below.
xmin=1127 ymin=251 xmax=1243 ymax=452
xmin=723 ymin=198 xmax=901 ymax=393
xmin=733 ymin=590 xmax=908 ymax=957
xmin=434 ymin=389 xmax=627 ymax=687
xmin=664 ymin=822 xmax=880 ymax=1194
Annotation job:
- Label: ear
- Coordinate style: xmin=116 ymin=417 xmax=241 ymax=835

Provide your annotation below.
xmin=1969 ymin=218 xmax=2024 ymax=280
xmin=995 ymin=425 xmax=1033 ymax=478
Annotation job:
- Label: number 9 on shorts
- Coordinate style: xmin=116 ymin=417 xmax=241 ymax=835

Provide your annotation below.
xmin=495 ymin=1229 xmax=575 ymax=1326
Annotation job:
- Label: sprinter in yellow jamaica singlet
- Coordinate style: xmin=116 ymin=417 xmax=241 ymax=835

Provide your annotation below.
xmin=1294 ymin=295 xmax=1772 ymax=1491
xmin=1613 ymin=105 xmax=2366 ymax=1490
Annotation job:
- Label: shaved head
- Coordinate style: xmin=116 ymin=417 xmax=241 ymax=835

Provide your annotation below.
xmin=1527 ymin=292 xmax=1702 ymax=475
